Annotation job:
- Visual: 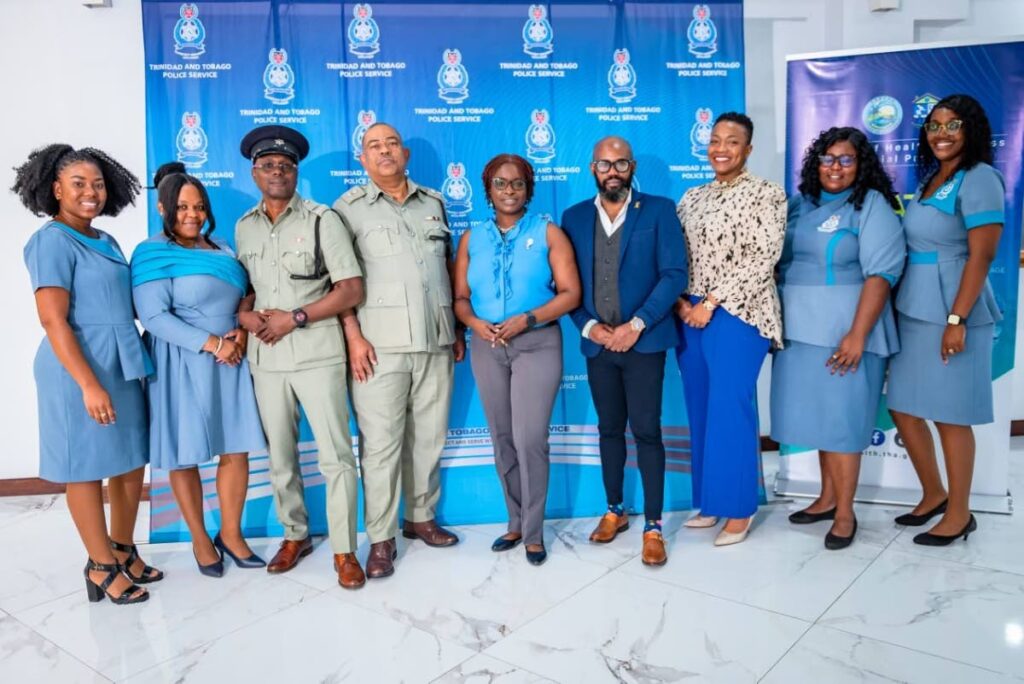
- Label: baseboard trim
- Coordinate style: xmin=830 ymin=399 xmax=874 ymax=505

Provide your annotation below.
xmin=0 ymin=479 xmax=150 ymax=500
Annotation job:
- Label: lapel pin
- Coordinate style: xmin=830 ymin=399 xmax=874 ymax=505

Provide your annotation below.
xmin=634 ymin=201 xmax=640 ymax=209
xmin=526 ymin=237 xmax=535 ymax=250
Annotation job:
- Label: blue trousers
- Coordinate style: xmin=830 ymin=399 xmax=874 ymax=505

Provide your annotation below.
xmin=676 ymin=302 xmax=769 ymax=518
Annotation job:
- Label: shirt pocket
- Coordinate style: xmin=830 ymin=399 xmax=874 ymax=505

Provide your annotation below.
xmin=361 ymin=221 xmax=402 ymax=258
xmin=359 ymin=281 xmax=412 ymax=348
xmin=281 ymin=248 xmax=315 ymax=278
xmin=239 ymin=243 xmax=264 ymax=286
xmin=423 ymin=224 xmax=452 ymax=258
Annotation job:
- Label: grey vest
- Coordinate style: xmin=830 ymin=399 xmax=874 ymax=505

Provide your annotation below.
xmin=593 ymin=214 xmax=622 ymax=325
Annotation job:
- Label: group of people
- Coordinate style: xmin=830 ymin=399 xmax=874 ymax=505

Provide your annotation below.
xmin=14 ymin=92 xmax=1003 ymax=606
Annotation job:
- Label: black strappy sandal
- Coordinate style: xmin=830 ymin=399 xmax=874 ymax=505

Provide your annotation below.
xmin=83 ymin=559 xmax=149 ymax=605
xmin=110 ymin=540 xmax=164 ymax=584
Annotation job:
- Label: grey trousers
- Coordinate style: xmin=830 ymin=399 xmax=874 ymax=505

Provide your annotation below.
xmin=470 ymin=324 xmax=562 ymax=545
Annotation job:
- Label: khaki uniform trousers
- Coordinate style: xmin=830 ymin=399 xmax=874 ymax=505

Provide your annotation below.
xmin=251 ymin=364 xmax=358 ymax=553
xmin=351 ymin=350 xmax=453 ymax=542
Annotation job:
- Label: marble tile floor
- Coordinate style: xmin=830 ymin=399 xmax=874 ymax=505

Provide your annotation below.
xmin=0 ymin=445 xmax=1021 ymax=683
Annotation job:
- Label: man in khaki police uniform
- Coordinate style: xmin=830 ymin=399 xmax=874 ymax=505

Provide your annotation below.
xmin=334 ymin=122 xmax=464 ymax=579
xmin=234 ymin=125 xmax=367 ymax=589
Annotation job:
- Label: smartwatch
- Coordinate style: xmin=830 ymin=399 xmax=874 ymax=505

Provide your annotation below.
xmin=525 ymin=311 xmax=538 ymax=328
xmin=292 ymin=308 xmax=309 ymax=328
xmin=946 ymin=313 xmax=964 ymax=326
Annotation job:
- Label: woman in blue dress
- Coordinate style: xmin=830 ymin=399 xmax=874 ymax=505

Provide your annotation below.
xmin=15 ymin=144 xmax=159 ymax=605
xmin=132 ymin=164 xmax=267 ymax=576
xmin=887 ymin=94 xmax=1004 ymax=546
xmin=771 ymin=127 xmax=905 ymax=550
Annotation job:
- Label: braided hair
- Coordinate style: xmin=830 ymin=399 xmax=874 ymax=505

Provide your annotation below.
xmin=797 ymin=127 xmax=900 ymax=211
xmin=916 ymin=94 xmax=993 ymax=183
xmin=11 ymin=144 xmax=140 ymax=217
xmin=152 ymin=162 xmax=219 ymax=249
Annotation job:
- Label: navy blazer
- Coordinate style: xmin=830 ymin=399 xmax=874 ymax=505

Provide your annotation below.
xmin=561 ymin=192 xmax=688 ymax=357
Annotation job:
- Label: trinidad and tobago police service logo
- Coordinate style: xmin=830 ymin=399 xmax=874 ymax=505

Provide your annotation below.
xmin=441 ymin=162 xmax=473 ymax=217
xmin=348 ymin=4 xmax=381 ymax=60
xmin=525 ymin=109 xmax=556 ymax=163
xmin=176 ymin=112 xmax=208 ymax=168
xmin=263 ymin=49 xmax=295 ymax=105
xmin=351 ymin=109 xmax=377 ymax=159
xmin=863 ymin=95 xmax=903 ymax=135
xmin=523 ymin=5 xmax=554 ymax=59
xmin=912 ymin=93 xmax=940 ymax=127
xmin=608 ymin=49 xmax=637 ymax=103
xmin=687 ymin=4 xmax=718 ymax=58
xmin=690 ymin=107 xmax=714 ymax=160
xmin=437 ymin=49 xmax=469 ymax=104
xmin=173 ymin=3 xmax=206 ymax=59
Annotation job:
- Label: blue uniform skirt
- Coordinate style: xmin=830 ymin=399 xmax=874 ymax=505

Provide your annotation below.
xmin=887 ymin=314 xmax=994 ymax=425
xmin=770 ymin=341 xmax=886 ymax=453
xmin=34 ymin=340 xmax=148 ymax=483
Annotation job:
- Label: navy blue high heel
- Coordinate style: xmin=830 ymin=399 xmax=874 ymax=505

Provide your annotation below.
xmin=194 ymin=546 xmax=225 ymax=578
xmin=214 ymin=533 xmax=266 ymax=568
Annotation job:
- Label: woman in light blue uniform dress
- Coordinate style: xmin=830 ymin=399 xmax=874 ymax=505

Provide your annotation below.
xmin=132 ymin=164 xmax=267 ymax=576
xmin=16 ymin=144 xmax=159 ymax=605
xmin=887 ymin=95 xmax=1005 ymax=547
xmin=771 ymin=127 xmax=905 ymax=550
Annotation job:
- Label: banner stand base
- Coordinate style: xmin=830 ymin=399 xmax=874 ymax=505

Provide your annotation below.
xmin=775 ymin=478 xmax=1013 ymax=515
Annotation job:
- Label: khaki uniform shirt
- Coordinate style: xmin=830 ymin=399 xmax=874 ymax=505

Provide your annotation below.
xmin=235 ymin=193 xmax=362 ymax=370
xmin=333 ymin=178 xmax=455 ymax=353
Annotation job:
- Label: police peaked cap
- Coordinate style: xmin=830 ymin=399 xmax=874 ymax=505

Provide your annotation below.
xmin=240 ymin=125 xmax=310 ymax=163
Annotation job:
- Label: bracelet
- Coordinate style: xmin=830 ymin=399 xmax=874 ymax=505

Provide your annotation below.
xmin=213 ymin=336 xmax=224 ymax=355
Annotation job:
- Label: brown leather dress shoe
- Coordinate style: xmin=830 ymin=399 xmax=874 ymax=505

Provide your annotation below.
xmin=334 ymin=553 xmax=366 ymax=589
xmin=402 ymin=519 xmax=459 ymax=547
xmin=267 ymin=537 xmax=313 ymax=574
xmin=589 ymin=512 xmax=629 ymax=543
xmin=641 ymin=530 xmax=667 ymax=566
xmin=366 ymin=539 xmax=397 ymax=579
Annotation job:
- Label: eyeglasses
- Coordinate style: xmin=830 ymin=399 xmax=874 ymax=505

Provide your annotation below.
xmin=818 ymin=154 xmax=857 ymax=168
xmin=491 ymin=178 xmax=527 ymax=191
xmin=253 ymin=161 xmax=297 ymax=174
xmin=593 ymin=159 xmax=633 ymax=173
xmin=924 ymin=119 xmax=964 ymax=134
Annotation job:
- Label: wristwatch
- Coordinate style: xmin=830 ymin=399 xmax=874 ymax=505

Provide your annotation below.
xmin=525 ymin=311 xmax=538 ymax=328
xmin=701 ymin=298 xmax=717 ymax=312
xmin=292 ymin=308 xmax=309 ymax=328
xmin=946 ymin=313 xmax=964 ymax=326
xmin=630 ymin=316 xmax=646 ymax=332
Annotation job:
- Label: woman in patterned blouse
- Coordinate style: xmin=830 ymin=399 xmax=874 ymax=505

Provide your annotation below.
xmin=674 ymin=112 xmax=787 ymax=547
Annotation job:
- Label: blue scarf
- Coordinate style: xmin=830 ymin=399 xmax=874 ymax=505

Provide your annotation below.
xmin=130 ymin=237 xmax=248 ymax=294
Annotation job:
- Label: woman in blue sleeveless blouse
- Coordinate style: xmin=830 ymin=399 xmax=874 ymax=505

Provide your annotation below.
xmin=453 ymin=154 xmax=581 ymax=566
xmin=16 ymin=145 xmax=159 ymax=605
xmin=887 ymin=95 xmax=1005 ymax=546
xmin=771 ymin=128 xmax=905 ymax=550
xmin=132 ymin=164 xmax=267 ymax=576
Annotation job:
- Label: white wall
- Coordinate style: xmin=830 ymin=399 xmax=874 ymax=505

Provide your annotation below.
xmin=1 ymin=0 xmax=1022 ymax=478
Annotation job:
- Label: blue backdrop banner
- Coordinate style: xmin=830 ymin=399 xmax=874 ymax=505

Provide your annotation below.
xmin=141 ymin=0 xmax=746 ymax=541
xmin=780 ymin=39 xmax=1023 ymax=511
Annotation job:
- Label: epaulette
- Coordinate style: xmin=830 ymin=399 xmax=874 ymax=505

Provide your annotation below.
xmin=339 ymin=185 xmax=367 ymax=204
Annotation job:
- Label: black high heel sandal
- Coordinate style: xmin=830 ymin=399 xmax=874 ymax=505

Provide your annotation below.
xmin=110 ymin=540 xmax=164 ymax=584
xmin=83 ymin=559 xmax=149 ymax=605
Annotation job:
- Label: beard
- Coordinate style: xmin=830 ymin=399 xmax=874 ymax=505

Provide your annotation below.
xmin=595 ymin=174 xmax=632 ymax=202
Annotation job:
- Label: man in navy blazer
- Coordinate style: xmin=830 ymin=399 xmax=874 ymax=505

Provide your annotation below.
xmin=561 ymin=136 xmax=687 ymax=567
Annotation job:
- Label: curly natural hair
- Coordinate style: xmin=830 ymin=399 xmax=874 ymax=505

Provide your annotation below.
xmin=11 ymin=144 xmax=140 ymax=217
xmin=797 ymin=127 xmax=900 ymax=211
xmin=152 ymin=162 xmax=219 ymax=249
xmin=916 ymin=94 xmax=993 ymax=182
xmin=482 ymin=154 xmax=535 ymax=208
